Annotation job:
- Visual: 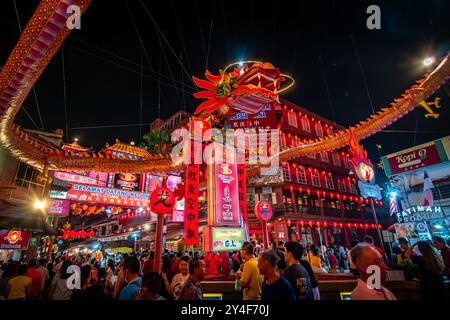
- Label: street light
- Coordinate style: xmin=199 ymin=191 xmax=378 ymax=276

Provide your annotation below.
xmin=423 ymin=57 xmax=434 ymax=67
xmin=33 ymin=200 xmax=46 ymax=210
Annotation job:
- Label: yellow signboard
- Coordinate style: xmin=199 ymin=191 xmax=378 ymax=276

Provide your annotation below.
xmin=211 ymin=227 xmax=245 ymax=252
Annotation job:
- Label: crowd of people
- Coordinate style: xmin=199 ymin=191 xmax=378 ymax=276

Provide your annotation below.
xmin=0 ymin=234 xmax=448 ymax=301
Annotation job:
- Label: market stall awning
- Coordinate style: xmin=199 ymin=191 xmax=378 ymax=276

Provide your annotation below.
xmin=95 ymin=231 xmax=137 ymax=242
xmin=106 ymin=247 xmax=132 ymax=253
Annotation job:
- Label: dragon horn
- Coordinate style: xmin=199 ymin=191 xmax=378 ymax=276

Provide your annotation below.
xmin=193 ymin=91 xmax=217 ymax=100
xmin=194 ymin=99 xmax=222 ymax=115
xmin=193 ymin=77 xmax=217 ymax=92
xmin=205 ymin=71 xmax=224 ymax=83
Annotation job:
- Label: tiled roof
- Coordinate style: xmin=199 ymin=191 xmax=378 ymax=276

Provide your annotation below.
xmin=62 ymin=140 xmax=92 ymax=152
xmin=105 ymin=139 xmax=152 ymax=159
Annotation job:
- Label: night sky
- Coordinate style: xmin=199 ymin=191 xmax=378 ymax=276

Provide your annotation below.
xmin=1 ymin=0 xmax=449 ymax=184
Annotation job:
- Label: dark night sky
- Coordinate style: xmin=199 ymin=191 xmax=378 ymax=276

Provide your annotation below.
xmin=1 ymin=0 xmax=449 ymax=182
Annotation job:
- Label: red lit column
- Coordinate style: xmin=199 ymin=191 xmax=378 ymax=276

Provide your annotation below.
xmin=318 ymin=192 xmax=324 ymax=216
xmin=291 ymin=189 xmax=298 ymax=214
xmin=343 ymin=226 xmax=350 ymax=246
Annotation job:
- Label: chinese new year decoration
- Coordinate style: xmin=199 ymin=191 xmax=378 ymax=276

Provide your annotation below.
xmin=150 ymin=187 xmax=176 ymax=214
xmin=4 ymin=230 xmax=22 ymax=244
xmin=348 ymin=129 xmax=375 ymax=184
xmin=59 ymin=229 xmax=95 ymax=240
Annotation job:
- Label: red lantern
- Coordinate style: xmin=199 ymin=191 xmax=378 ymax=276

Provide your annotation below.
xmin=150 ymin=187 xmax=176 ymax=215
xmin=82 ymin=204 xmax=89 ymax=211
xmin=365 ymin=223 xmax=369 ymax=228
xmin=323 ymin=222 xmax=328 ymax=227
xmin=378 ymin=224 xmax=382 ymax=229
xmin=255 ymin=201 xmax=273 ymax=222
xmin=287 ymin=219 xmax=291 ymax=226
xmin=70 ymin=203 xmax=77 ymax=210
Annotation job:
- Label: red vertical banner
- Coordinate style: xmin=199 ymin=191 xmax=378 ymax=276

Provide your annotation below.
xmin=184 ymin=164 xmax=200 ymax=245
xmin=237 ymin=164 xmax=248 ymax=230
xmin=274 ymin=220 xmax=289 ymax=244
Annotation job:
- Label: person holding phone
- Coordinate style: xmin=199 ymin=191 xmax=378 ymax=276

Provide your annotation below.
xmin=405 ymin=241 xmax=446 ymax=301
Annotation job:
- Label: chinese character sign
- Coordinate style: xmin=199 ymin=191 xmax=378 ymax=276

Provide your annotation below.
xmin=214 ymin=161 xmax=240 ymax=226
xmin=150 ymin=188 xmax=176 ymax=215
xmin=273 ymin=220 xmax=289 ymax=244
xmin=184 ymin=164 xmax=200 ymax=245
xmin=237 ymin=161 xmax=248 ymax=229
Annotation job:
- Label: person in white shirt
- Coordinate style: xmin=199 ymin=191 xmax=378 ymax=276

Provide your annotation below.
xmin=350 ymin=243 xmax=397 ymax=300
xmin=36 ymin=259 xmax=49 ymax=293
xmin=162 ymin=255 xmax=191 ymax=300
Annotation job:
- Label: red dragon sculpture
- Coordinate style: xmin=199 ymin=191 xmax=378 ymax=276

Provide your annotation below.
xmin=192 ymin=62 xmax=287 ymax=118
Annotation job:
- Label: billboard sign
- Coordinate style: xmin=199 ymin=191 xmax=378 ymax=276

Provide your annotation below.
xmin=49 ymin=184 xmax=150 ymax=208
xmin=0 ymin=230 xmax=32 ymax=250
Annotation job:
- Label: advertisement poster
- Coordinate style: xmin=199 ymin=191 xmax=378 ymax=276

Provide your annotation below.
xmin=212 ymin=145 xmax=241 ymax=226
xmin=48 ymin=199 xmax=70 ymax=217
xmin=51 ymin=184 xmax=150 ymax=207
xmin=211 ymin=227 xmax=245 ymax=252
xmin=229 ymin=104 xmax=278 ymax=130
xmin=0 ymin=230 xmax=32 ymax=250
xmin=114 ymin=173 xmax=140 ymax=191
xmin=274 ymin=220 xmax=289 ymax=243
xmin=382 ymin=140 xmax=445 ymax=176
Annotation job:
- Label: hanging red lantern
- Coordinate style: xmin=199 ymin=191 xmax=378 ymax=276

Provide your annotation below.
xmin=81 ymin=204 xmax=89 ymax=211
xmin=317 ymin=221 xmax=321 ymax=227
xmin=300 ymin=220 xmax=304 ymax=226
xmin=323 ymin=222 xmax=328 ymax=227
xmin=333 ymin=222 xmax=337 ymax=227
xmin=70 ymin=203 xmax=77 ymax=210
xmin=150 ymin=187 xmax=176 ymax=215
xmin=365 ymin=223 xmax=369 ymax=228
xmin=378 ymin=224 xmax=382 ymax=229
xmin=360 ymin=223 xmax=363 ymax=228
xmin=287 ymin=219 xmax=291 ymax=226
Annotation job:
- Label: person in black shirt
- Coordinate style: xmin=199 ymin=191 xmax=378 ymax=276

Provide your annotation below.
xmin=257 ymin=249 xmax=296 ymax=301
xmin=284 ymin=241 xmax=313 ymax=300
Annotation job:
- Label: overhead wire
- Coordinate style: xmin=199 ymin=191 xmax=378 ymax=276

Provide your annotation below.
xmin=66 ymin=44 xmax=195 ymax=96
xmin=220 ymin=0 xmax=231 ymax=59
xmin=69 ymin=37 xmax=196 ymax=91
xmin=194 ymin=0 xmax=207 ymax=64
xmin=139 ymin=49 xmax=143 ymax=143
xmin=138 ymin=0 xmax=195 ymax=86
xmin=351 ymin=34 xmax=375 ymax=115
xmin=205 ymin=1 xmax=214 ymax=70
xmin=171 ymin=0 xmax=194 ymax=78
xmin=61 ymin=46 xmax=69 ymax=142
xmin=13 ymin=0 xmax=45 ymax=130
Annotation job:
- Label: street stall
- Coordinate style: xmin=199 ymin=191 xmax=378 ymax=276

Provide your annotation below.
xmin=393 ymin=205 xmax=449 ymax=243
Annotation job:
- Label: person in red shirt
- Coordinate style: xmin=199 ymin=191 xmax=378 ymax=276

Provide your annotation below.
xmin=220 ymin=251 xmax=231 ymax=276
xmin=432 ymin=236 xmax=450 ymax=276
xmin=142 ymin=251 xmax=155 ymax=274
xmin=171 ymin=252 xmax=182 ymax=275
xmin=364 ymin=235 xmax=385 ymax=260
xmin=204 ymin=252 xmax=221 ymax=276
xmin=26 ymin=259 xmax=42 ymax=300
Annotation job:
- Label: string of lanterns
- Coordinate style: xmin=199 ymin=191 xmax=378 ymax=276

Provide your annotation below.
xmin=283 ymin=184 xmax=384 ymax=206
xmin=263 ymin=220 xmax=382 ymax=229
